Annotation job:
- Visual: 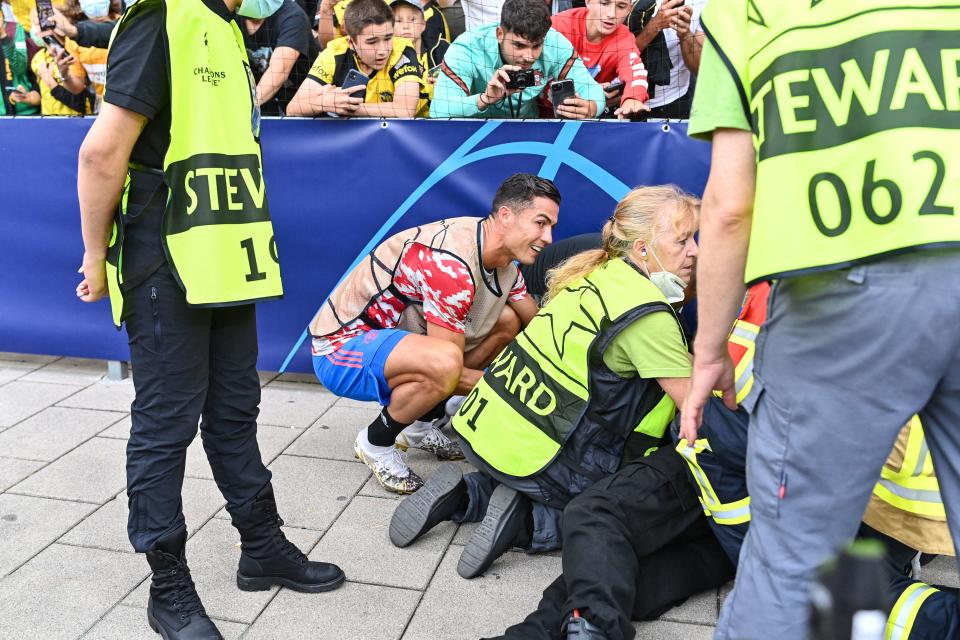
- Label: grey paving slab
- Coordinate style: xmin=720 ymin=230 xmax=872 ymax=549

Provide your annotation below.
xmin=245 ymin=580 xmax=421 ymax=640
xmin=309 ymin=495 xmax=457 ymax=590
xmin=333 ymin=396 xmax=379 ymax=410
xmin=58 ymin=378 xmax=136 ymax=413
xmin=402 ymin=545 xmax=563 ymax=640
xmin=273 ymin=372 xmax=321 ymax=385
xmin=634 ymin=620 xmax=715 ymax=639
xmin=0 ymin=352 xmax=59 ymax=364
xmin=61 ymin=477 xmax=227 ymax=553
xmin=0 ymin=360 xmax=42 ymax=386
xmin=124 ymin=518 xmax=321 ymax=624
xmin=922 ymin=554 xmax=960 ymax=588
xmin=0 ymin=493 xmax=97 ymax=577
xmin=0 ymin=543 xmax=147 ymax=640
xmin=9 ymin=436 xmax=127 ymax=504
xmin=98 ymin=415 xmax=131 ymax=439
xmin=661 ymin=588 xmax=719 ymax=625
xmin=82 ymin=605 xmax=247 ymax=640
xmin=266 ymin=455 xmax=370 ymax=530
xmin=451 ymin=520 xmax=479 ymax=546
xmin=0 ymin=380 xmax=84 ymax=428
xmin=258 ymin=371 xmax=279 ymax=387
xmin=286 ymin=405 xmax=381 ymax=462
xmin=21 ymin=357 xmax=107 ymax=385
xmin=257 ymin=383 xmax=338 ymax=429
xmin=0 ymin=406 xmax=125 ymax=462
xmin=719 ymin=581 xmax=734 ymax=607
xmin=0 ymin=456 xmax=45 ymax=492
xmin=185 ymin=423 xmax=303 ymax=480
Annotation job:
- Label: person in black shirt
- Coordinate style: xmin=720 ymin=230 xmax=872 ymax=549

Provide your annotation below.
xmin=238 ymin=0 xmax=319 ymax=115
xmin=517 ymin=232 xmax=601 ymax=301
xmin=75 ymin=1 xmax=344 ymax=638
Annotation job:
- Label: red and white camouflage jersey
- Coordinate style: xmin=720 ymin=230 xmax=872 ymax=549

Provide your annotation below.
xmin=310 ymin=217 xmax=527 ymax=356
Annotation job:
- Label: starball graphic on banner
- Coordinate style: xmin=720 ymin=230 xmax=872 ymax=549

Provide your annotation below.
xmin=0 ymin=118 xmax=710 ymax=372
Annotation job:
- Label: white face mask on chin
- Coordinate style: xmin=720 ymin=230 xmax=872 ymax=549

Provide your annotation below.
xmin=645 ymin=245 xmax=688 ymax=304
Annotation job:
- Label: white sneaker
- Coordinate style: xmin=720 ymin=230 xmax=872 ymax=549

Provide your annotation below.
xmin=355 ymin=431 xmax=424 ymax=494
xmin=396 ymin=422 xmax=465 ymax=461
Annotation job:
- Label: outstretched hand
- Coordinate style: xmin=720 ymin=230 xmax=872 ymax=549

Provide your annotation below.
xmin=679 ymin=351 xmax=737 ymax=445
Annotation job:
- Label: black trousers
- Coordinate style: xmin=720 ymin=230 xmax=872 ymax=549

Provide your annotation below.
xmin=499 ymin=447 xmax=736 ymax=640
xmin=125 ymin=264 xmax=272 ymax=552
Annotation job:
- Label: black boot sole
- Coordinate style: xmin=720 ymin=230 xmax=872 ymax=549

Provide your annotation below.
xmin=147 ymin=609 xmax=167 ymax=640
xmin=236 ymin=568 xmax=346 ymax=594
xmin=457 ymin=485 xmax=529 ymax=579
xmin=389 ymin=462 xmax=465 ymax=548
xmin=147 ymin=606 xmax=224 ymax=640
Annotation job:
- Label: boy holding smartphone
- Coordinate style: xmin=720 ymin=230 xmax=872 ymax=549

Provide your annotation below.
xmin=551 ymin=0 xmax=650 ymax=119
xmin=287 ymin=0 xmax=427 ymax=117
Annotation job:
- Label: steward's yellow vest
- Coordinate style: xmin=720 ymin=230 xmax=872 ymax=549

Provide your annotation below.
xmin=105 ymin=0 xmax=283 ymax=326
xmin=701 ymin=1 xmax=960 ymax=284
xmin=453 ymin=258 xmax=678 ymax=480
xmin=873 ymin=417 xmax=945 ymax=521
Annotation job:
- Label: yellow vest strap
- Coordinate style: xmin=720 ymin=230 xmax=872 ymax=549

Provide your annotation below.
xmin=675 ymin=440 xmax=751 ymax=526
xmin=886 ymin=582 xmax=938 ymax=640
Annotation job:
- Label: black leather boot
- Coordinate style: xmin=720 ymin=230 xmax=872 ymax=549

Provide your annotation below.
xmin=234 ymin=485 xmax=345 ymax=593
xmin=457 ymin=485 xmax=531 ymax=579
xmin=145 ymin=530 xmax=222 ymax=640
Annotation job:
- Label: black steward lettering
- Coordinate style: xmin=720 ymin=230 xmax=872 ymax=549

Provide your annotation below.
xmin=862 ymin=160 xmax=902 ymax=225
xmin=913 ymin=150 xmax=955 ymax=216
xmin=808 ymin=172 xmax=852 ymax=237
xmin=241 ymin=237 xmax=267 ymax=282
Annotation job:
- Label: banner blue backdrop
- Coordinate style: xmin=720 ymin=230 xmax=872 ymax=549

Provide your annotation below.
xmin=0 ymin=118 xmax=710 ymax=372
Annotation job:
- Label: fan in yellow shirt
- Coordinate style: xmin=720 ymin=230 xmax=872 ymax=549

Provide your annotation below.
xmin=287 ymin=0 xmax=427 ymax=118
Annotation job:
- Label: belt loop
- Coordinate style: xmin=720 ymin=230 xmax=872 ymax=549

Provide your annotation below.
xmin=846 ymin=265 xmax=866 ymax=284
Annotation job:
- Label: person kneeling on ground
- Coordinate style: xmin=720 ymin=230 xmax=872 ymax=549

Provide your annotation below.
xmin=287 ymin=0 xmax=427 ymax=117
xmin=389 ymin=185 xmax=699 ymax=579
xmin=310 ymin=174 xmax=557 ymax=494
xmin=494 ymin=284 xmax=960 ymax=640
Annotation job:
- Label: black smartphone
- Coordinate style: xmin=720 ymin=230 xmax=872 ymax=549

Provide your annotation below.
xmin=36 ymin=0 xmax=56 ymax=31
xmin=505 ymin=68 xmax=536 ymax=90
xmin=341 ymin=68 xmax=369 ymax=92
xmin=550 ymin=79 xmax=576 ymax=118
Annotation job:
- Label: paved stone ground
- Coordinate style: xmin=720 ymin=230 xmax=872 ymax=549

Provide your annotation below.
xmin=1 ymin=352 xmax=957 ymax=640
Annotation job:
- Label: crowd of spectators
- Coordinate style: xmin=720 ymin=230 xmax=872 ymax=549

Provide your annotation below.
xmin=1 ymin=0 xmax=703 ymax=119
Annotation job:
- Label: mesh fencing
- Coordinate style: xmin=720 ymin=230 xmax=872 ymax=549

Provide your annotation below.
xmin=1 ymin=0 xmax=705 ymax=119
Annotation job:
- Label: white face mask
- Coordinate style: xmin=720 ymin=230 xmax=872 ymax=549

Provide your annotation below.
xmin=644 ymin=245 xmax=687 ymax=304
xmin=80 ymin=0 xmax=111 ymax=18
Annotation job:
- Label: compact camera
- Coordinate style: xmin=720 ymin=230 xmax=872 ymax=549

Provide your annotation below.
xmin=505 ymin=68 xmax=537 ymax=90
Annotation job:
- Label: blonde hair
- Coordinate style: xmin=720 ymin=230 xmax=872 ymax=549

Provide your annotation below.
xmin=544 ymin=185 xmax=700 ymax=302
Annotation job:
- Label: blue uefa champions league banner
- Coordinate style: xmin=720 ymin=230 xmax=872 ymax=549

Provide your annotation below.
xmin=0 ymin=118 xmax=711 ymax=373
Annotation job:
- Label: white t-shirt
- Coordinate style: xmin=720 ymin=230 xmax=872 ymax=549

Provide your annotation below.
xmin=461 ymin=0 xmax=572 ymax=33
xmin=646 ymin=0 xmax=704 ymax=108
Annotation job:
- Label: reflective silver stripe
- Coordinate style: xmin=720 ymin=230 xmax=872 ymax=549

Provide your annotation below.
xmin=913 ymin=440 xmax=929 ymax=477
xmin=735 ymin=358 xmax=754 ymax=397
xmin=888 ymin=583 xmax=937 ymax=640
xmin=731 ymin=325 xmax=758 ymax=341
xmin=713 ymin=501 xmax=751 ymax=522
xmin=877 ymin=478 xmax=942 ymax=504
xmin=678 ymin=448 xmax=719 ymax=507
